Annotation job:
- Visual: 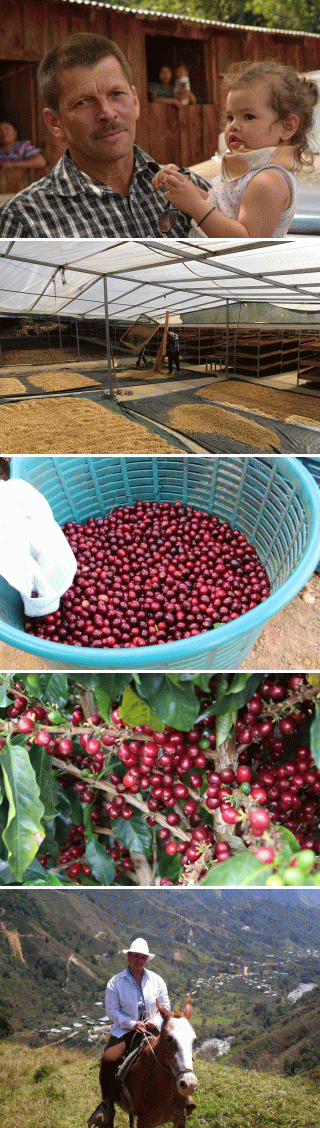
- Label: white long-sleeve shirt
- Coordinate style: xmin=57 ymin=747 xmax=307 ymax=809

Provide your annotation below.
xmin=105 ymin=966 xmax=170 ymax=1038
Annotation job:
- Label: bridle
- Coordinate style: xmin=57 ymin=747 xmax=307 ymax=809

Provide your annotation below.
xmin=142 ymin=1031 xmax=193 ymax=1083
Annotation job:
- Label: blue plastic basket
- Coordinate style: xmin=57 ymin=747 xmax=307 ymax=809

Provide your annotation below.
xmin=302 ymin=457 xmax=320 ymax=572
xmin=2 ymin=455 xmax=320 ymax=671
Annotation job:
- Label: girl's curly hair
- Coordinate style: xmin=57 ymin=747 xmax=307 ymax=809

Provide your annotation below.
xmin=223 ymin=60 xmax=318 ymax=167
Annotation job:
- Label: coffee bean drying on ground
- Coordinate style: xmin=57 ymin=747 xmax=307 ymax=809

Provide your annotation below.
xmin=24 ymin=501 xmax=270 ymax=648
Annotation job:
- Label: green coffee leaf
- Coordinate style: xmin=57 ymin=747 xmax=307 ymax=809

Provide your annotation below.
xmin=277 ymin=827 xmax=300 ymax=854
xmin=310 ymin=701 xmax=320 ymax=769
xmin=29 ymin=747 xmax=58 ymax=821
xmin=200 ymin=849 xmax=273 ymax=887
xmin=0 ymin=675 xmax=13 ymax=710
xmin=24 ymin=674 xmax=41 ymax=694
xmin=93 ymin=676 xmax=132 ymax=721
xmin=192 ymin=674 xmax=214 ymax=693
xmin=216 ymin=709 xmax=237 ymax=748
xmin=39 ymin=674 xmax=69 ymax=707
xmin=306 ymin=673 xmax=320 ymax=687
xmin=198 ymin=674 xmax=263 ymax=721
xmin=119 ymin=685 xmax=165 ymax=732
xmin=0 ymin=739 xmax=45 ymax=881
xmin=0 ymin=858 xmax=17 ymax=884
xmin=85 ymin=835 xmax=115 ymax=884
xmin=23 ymin=872 xmax=65 ymax=886
xmin=133 ymin=674 xmax=199 ymax=730
xmin=45 ymin=788 xmax=82 ymax=852
xmin=111 ymin=811 xmax=153 ymax=855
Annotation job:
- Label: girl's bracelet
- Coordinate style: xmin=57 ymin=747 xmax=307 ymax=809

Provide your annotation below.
xmin=199 ymin=207 xmax=216 ymax=225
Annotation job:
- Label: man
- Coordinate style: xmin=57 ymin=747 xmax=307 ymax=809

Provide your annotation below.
xmin=136 ymin=344 xmax=148 ymax=369
xmin=0 ymin=33 xmax=209 ymax=238
xmin=89 ymin=937 xmax=170 ymax=1128
xmin=167 ymin=331 xmax=180 ymax=373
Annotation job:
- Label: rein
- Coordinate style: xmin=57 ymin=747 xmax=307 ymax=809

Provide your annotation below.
xmin=144 ymin=1032 xmax=190 ymax=1082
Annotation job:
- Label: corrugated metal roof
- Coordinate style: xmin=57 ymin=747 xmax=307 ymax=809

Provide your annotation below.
xmin=58 ymin=0 xmax=320 ymax=41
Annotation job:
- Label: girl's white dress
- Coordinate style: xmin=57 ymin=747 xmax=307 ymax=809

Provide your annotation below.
xmin=189 ymin=146 xmax=298 ymax=238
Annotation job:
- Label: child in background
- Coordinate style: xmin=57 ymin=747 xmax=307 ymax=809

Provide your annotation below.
xmin=173 ymin=64 xmax=197 ymax=105
xmin=0 ymin=121 xmax=46 ymax=170
xmin=148 ymin=66 xmax=178 ymax=104
xmin=152 ymin=61 xmax=318 ymax=238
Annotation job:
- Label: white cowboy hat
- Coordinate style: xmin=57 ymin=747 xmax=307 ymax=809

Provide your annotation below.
xmin=122 ymin=937 xmax=155 ymax=959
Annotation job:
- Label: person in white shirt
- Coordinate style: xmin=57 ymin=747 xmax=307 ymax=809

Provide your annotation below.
xmin=89 ymin=938 xmax=170 ymax=1128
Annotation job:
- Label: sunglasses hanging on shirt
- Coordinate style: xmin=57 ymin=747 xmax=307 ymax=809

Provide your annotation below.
xmin=158 ymin=168 xmax=191 ymax=233
xmin=145 ymin=167 xmax=191 ymax=233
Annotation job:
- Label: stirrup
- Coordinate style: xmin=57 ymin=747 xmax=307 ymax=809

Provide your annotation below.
xmin=87 ymin=1101 xmax=114 ymax=1128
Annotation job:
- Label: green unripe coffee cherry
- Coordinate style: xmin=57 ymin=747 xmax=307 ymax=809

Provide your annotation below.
xmin=295 ymin=849 xmax=316 ymax=872
xmin=266 ymin=874 xmax=283 ymax=887
xmin=48 ymin=710 xmax=65 ymax=725
xmin=282 ymin=866 xmax=306 ymax=886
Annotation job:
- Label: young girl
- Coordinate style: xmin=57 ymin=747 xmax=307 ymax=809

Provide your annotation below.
xmin=152 ymin=61 xmax=318 ymax=238
xmin=173 ymin=63 xmax=197 ymax=105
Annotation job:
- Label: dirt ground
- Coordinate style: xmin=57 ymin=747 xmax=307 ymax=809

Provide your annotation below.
xmin=241 ymin=572 xmax=320 ymax=669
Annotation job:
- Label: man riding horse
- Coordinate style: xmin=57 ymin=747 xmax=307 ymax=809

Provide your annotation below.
xmin=89 ymin=937 xmax=170 ymax=1128
xmin=88 ymin=937 xmax=197 ymax=1128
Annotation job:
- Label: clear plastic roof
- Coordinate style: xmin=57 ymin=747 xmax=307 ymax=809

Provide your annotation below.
xmin=1 ymin=238 xmax=320 ymax=321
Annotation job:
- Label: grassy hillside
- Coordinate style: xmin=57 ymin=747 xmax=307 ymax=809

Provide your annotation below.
xmin=232 ymin=986 xmax=320 ymax=1075
xmin=0 ymin=1041 xmax=319 ymax=1128
xmin=0 ymin=888 xmax=320 ymax=1073
xmin=1 ymin=889 xmax=320 ymax=1074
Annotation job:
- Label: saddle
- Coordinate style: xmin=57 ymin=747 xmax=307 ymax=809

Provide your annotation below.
xmin=115 ymin=1035 xmax=150 ymax=1111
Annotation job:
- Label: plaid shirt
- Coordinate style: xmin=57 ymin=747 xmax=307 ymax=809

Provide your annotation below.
xmin=0 ymin=145 xmax=209 ymax=238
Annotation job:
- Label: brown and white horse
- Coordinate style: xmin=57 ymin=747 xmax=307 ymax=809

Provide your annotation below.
xmin=117 ymin=1000 xmax=198 ymax=1128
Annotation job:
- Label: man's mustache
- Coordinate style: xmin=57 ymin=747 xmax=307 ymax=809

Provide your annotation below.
xmin=92 ymin=123 xmax=126 ymax=138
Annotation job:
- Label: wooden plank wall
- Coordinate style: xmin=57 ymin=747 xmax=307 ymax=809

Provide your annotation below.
xmin=1 ymin=1 xmax=320 ymax=170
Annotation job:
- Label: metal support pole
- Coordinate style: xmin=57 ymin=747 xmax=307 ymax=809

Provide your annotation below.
xmin=280 ymin=329 xmax=284 ymax=375
xmin=257 ymin=330 xmax=260 ymax=379
xmin=75 ymin=318 xmax=80 ymax=360
xmin=225 ymin=300 xmax=229 ymax=379
xmin=58 ymin=316 xmax=62 ymax=352
xmin=103 ymin=276 xmax=114 ymax=397
xmin=297 ymin=329 xmax=301 ymax=385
